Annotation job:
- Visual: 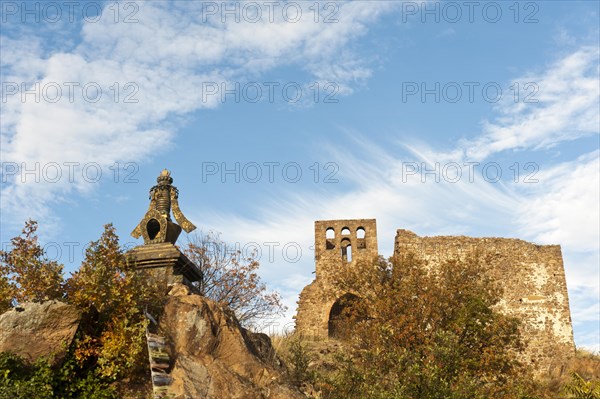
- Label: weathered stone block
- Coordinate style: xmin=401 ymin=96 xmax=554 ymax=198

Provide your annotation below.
xmin=127 ymin=242 xmax=202 ymax=291
xmin=0 ymin=300 xmax=81 ymax=366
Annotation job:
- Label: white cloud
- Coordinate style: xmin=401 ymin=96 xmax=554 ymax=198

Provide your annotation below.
xmin=1 ymin=1 xmax=402 ymax=227
xmin=198 ymin=139 xmax=599 ymax=346
xmin=195 ymin=48 xmax=600 ymax=346
xmin=462 ymin=47 xmax=599 ymax=160
xmin=517 ymin=151 xmax=599 ymax=251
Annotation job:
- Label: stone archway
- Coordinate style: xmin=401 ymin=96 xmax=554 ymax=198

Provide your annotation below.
xmin=328 ymin=293 xmax=361 ymax=339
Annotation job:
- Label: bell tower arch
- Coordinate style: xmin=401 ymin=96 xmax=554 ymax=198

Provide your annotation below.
xmin=295 ymin=219 xmax=378 ymax=338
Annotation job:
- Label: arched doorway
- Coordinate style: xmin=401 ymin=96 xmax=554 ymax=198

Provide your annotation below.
xmin=328 ymin=293 xmax=361 ymax=339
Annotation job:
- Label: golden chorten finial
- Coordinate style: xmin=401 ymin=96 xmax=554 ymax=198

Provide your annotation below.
xmin=131 ymin=170 xmax=197 ymax=244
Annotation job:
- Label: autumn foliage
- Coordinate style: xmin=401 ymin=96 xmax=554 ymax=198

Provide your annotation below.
xmin=0 ymin=220 xmax=64 ymax=312
xmin=184 ymin=231 xmax=286 ymax=326
xmin=64 ymin=223 xmax=160 ymax=380
xmin=289 ymin=253 xmax=545 ymax=398
xmin=0 ymin=221 xmax=157 ymax=397
xmin=3 ymin=221 xmax=599 ymax=399
xmin=0 ymin=220 xmax=285 ymax=395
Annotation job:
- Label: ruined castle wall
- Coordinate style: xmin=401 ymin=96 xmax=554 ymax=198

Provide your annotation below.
xmin=394 ymin=229 xmax=575 ymax=373
xmin=295 ymin=219 xmax=378 ymax=339
xmin=295 ymin=221 xmax=575 ymax=374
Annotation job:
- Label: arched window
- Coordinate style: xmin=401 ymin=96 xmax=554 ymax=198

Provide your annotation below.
xmin=356 ymin=227 xmax=366 ymax=249
xmin=341 ymin=238 xmax=352 ymax=262
xmin=326 ymin=227 xmax=335 ymax=250
xmin=356 ymin=227 xmax=365 ymax=239
xmin=341 ymin=227 xmax=350 ymax=236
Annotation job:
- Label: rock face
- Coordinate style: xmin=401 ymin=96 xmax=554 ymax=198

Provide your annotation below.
xmin=0 ymin=300 xmax=81 ymax=365
xmin=160 ymin=286 xmax=304 ymax=399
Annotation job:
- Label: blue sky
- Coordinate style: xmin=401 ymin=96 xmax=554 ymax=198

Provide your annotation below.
xmin=1 ymin=1 xmax=599 ymax=350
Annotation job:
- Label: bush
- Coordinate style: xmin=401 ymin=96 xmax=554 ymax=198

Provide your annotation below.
xmin=286 ymin=253 xmax=544 ymax=399
xmin=0 ymin=352 xmax=117 ymax=399
xmin=65 ymin=223 xmax=162 ymax=381
xmin=561 ymin=372 xmax=600 ymax=399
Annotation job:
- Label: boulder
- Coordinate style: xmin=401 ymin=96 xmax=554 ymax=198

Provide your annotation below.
xmin=0 ymin=300 xmax=81 ymax=365
xmin=160 ymin=290 xmax=304 ymax=399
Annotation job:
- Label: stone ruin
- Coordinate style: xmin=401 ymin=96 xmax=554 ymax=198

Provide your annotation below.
xmin=294 ymin=218 xmax=576 ymax=374
xmin=295 ymin=219 xmax=379 ymax=339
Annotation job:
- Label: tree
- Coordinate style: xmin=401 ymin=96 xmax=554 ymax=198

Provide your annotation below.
xmin=317 ymin=252 xmax=540 ymax=399
xmin=0 ymin=352 xmax=117 ymax=399
xmin=65 ymin=223 xmax=161 ymax=381
xmin=0 ymin=221 xmax=287 ymax=394
xmin=0 ymin=264 xmax=13 ymax=314
xmin=0 ymin=222 xmax=135 ymax=397
xmin=184 ymin=231 xmax=286 ymax=326
xmin=0 ymin=220 xmax=64 ymax=311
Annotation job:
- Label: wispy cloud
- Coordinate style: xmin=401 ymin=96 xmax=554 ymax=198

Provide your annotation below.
xmin=462 ymin=46 xmax=599 ymax=160
xmin=1 ymin=0 xmax=402 ymax=228
xmin=196 ymin=47 xmax=600 ymax=348
xmin=517 ymin=151 xmax=599 ymax=251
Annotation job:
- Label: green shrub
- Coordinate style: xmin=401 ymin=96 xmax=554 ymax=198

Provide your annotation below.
xmin=562 ymin=372 xmax=600 ymax=399
xmin=0 ymin=352 xmax=54 ymax=399
xmin=0 ymin=347 xmax=117 ymax=398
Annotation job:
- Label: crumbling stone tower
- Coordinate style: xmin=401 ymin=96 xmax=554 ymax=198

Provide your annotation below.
xmin=294 ymin=219 xmax=378 ymax=338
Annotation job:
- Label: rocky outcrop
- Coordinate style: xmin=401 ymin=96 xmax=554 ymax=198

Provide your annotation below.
xmin=159 ymin=284 xmax=304 ymax=399
xmin=0 ymin=300 xmax=81 ymax=365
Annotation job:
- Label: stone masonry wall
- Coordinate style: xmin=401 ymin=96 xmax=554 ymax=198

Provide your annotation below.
xmin=394 ymin=229 xmax=575 ymax=374
xmin=294 ymin=219 xmax=378 ymax=339
xmin=295 ymin=220 xmax=575 ymax=374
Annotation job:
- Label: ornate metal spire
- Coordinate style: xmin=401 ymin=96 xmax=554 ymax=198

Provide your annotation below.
xmin=131 ymin=169 xmax=196 ymax=244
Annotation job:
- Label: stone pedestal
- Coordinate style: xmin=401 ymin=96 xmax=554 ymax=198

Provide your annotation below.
xmin=128 ymin=243 xmax=202 ymax=290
